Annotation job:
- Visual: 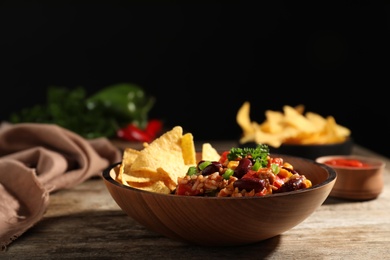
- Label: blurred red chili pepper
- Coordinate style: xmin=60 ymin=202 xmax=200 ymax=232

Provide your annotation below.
xmin=145 ymin=119 xmax=163 ymax=137
xmin=117 ymin=119 xmax=163 ymax=142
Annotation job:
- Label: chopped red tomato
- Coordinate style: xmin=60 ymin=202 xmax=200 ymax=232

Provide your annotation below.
xmin=242 ymin=170 xmax=257 ymax=179
xmin=272 ymin=175 xmax=285 ymax=189
xmin=268 ymin=157 xmax=283 ymax=167
xmin=175 ymin=182 xmax=201 ymax=196
xmin=219 ymin=151 xmax=230 ymax=165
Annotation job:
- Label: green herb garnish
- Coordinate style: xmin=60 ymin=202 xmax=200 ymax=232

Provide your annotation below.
xmin=228 ymin=144 xmax=270 ymax=168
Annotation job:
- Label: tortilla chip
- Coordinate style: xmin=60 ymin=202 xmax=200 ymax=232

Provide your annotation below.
xmin=283 ymin=105 xmax=317 ymax=133
xmin=117 ymin=163 xmax=127 ymax=185
xmin=129 ymin=168 xmax=171 ymax=182
xmin=202 ymin=143 xmax=220 ymax=161
xmin=260 ymin=110 xmax=285 ymax=134
xmin=236 ymin=101 xmax=255 ymax=135
xmin=157 ymin=167 xmax=182 ymax=191
xmin=122 ymin=173 xmax=152 ymax=183
xmin=128 ymin=126 xmax=188 ymax=188
xmin=127 ymin=180 xmax=171 ymax=194
xmin=121 ymin=148 xmax=142 ymax=172
xmin=130 ymin=126 xmax=183 ymax=170
xmin=117 ymin=148 xmax=142 ymax=184
xmin=181 ymin=133 xmax=196 ymax=165
xmin=294 ymin=104 xmax=305 ymax=114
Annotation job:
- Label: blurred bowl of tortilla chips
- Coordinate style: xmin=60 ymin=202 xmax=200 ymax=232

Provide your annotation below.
xmin=236 ymin=102 xmax=353 ymax=160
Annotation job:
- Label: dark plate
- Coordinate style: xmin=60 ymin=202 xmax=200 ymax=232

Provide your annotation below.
xmin=239 ymin=138 xmax=353 ymax=160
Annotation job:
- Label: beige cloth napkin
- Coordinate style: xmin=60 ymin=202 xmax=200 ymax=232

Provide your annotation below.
xmin=0 ymin=122 xmax=121 ymax=249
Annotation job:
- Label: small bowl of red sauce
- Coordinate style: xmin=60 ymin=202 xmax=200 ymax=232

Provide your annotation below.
xmin=316 ymin=155 xmax=385 ymax=200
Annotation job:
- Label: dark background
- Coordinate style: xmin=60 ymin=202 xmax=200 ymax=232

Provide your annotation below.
xmin=1 ymin=2 xmax=390 ymax=156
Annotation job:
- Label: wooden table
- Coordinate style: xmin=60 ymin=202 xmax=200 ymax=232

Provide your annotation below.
xmin=2 ymin=141 xmax=390 ymax=259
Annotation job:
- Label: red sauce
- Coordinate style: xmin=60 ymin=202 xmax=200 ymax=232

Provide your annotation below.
xmin=323 ymin=158 xmax=369 ymax=168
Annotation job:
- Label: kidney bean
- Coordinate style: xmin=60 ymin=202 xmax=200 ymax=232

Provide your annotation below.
xmin=277 ymin=176 xmax=305 ymax=193
xmin=233 ymin=178 xmax=266 ymax=193
xmin=202 ymin=162 xmax=222 ymax=176
xmin=234 ymin=158 xmax=252 ymax=178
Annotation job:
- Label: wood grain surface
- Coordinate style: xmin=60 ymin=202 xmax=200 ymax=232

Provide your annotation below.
xmin=2 ymin=141 xmax=389 ymax=259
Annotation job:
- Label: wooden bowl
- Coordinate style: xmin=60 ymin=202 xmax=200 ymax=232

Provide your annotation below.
xmin=316 ymin=155 xmax=385 ymax=200
xmin=102 ymin=154 xmax=337 ymax=246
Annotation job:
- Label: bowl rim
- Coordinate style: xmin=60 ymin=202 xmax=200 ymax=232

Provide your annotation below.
xmin=316 ymin=155 xmax=385 ymax=170
xmin=102 ymin=158 xmax=337 ymax=199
